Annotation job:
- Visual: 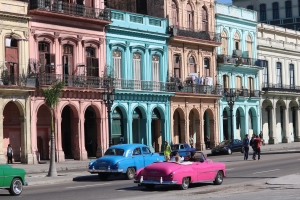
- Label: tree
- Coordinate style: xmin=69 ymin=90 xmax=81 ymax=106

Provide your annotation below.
xmin=41 ymin=81 xmax=65 ymax=177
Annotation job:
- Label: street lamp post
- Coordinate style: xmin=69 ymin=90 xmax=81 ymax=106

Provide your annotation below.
xmin=225 ymin=89 xmax=236 ymax=140
xmin=102 ymin=85 xmax=115 ymax=147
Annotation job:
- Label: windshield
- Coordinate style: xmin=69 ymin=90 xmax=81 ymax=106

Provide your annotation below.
xmin=171 ymin=145 xmax=179 ymax=150
xmin=104 ymin=148 xmax=125 ymax=156
xmin=219 ymin=140 xmax=231 ymax=146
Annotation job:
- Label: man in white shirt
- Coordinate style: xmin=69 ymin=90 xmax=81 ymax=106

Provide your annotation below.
xmin=170 ymin=151 xmax=184 ymax=162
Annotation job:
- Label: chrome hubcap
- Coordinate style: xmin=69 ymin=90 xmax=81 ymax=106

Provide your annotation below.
xmin=182 ymin=178 xmax=189 ymax=188
xmin=128 ymin=168 xmax=134 ymax=177
xmin=13 ymin=180 xmax=22 ymax=194
xmin=217 ymin=173 xmax=223 ymax=183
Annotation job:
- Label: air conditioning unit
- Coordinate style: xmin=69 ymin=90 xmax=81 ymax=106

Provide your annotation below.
xmin=233 ymin=50 xmax=242 ymax=57
xmin=242 ymin=51 xmax=249 ymax=58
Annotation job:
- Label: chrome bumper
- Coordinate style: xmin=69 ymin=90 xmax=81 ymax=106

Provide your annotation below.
xmin=135 ymin=180 xmax=178 ymax=185
xmin=88 ymin=169 xmax=123 ymax=173
xmin=24 ymin=182 xmax=28 ymax=186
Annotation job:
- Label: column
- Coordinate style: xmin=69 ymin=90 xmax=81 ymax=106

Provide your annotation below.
xmin=55 ymin=110 xmax=65 ymax=162
xmin=128 ymin=103 xmax=133 ymax=143
xmin=199 ymin=119 xmax=205 ymax=150
xmin=195 ymin=119 xmax=201 ymax=150
xmin=219 ymin=105 xmax=224 ymax=142
xmin=147 ymin=103 xmax=152 ymax=146
xmin=24 ymin=94 xmax=34 ymax=164
xmin=0 ymin=96 xmax=5 ymax=163
xmin=269 ymin=108 xmax=278 ymax=144
xmin=96 ymin=118 xmax=104 ymax=157
xmin=282 ymin=107 xmax=291 ymax=143
xmin=295 ymin=109 xmax=300 ymax=142
xmin=165 ymin=101 xmax=170 ymax=143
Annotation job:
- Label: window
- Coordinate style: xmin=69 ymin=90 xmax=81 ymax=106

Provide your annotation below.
xmin=273 ymin=2 xmax=279 ymax=19
xmin=276 ymin=62 xmax=282 ymax=87
xmin=5 ymin=37 xmax=19 ymax=78
xmin=189 ymin=56 xmax=196 ymax=73
xmin=142 ymin=147 xmax=151 ymax=154
xmin=113 ymin=50 xmax=122 ymax=79
xmin=86 ymin=47 xmax=98 ymax=76
xmin=204 ymin=58 xmax=210 ymax=77
xmin=136 ymin=0 xmax=147 ymax=14
xmin=290 ymin=64 xmax=295 ymax=88
xmin=39 ymin=42 xmax=55 ymax=74
xmin=247 ymin=5 xmax=254 ymax=10
xmin=133 ymin=147 xmax=141 ymax=155
xmin=286 ymin=1 xmax=292 ymax=18
xmin=63 ymin=44 xmax=73 ymax=75
xmin=260 ymin=4 xmax=266 ymax=21
xmin=262 ymin=61 xmax=268 ymax=84
xmin=236 ymin=76 xmax=242 ymax=89
xmin=223 ymin=75 xmax=229 ymax=89
xmin=171 ymin=1 xmax=179 ymax=27
xmin=186 ymin=3 xmax=193 ymax=30
xmin=202 ymin=7 xmax=208 ymax=32
xmin=234 ymin=32 xmax=240 ymax=50
xmin=246 ymin=35 xmax=252 ymax=58
xmin=236 ymin=109 xmax=241 ymax=129
xmin=221 ymin=30 xmax=228 ymax=55
xmin=152 ymin=55 xmax=160 ymax=91
xmin=133 ymin=52 xmax=141 ymax=89
xmin=173 ymin=54 xmax=181 ymax=78
xmin=248 ymin=110 xmax=253 ymax=129
xmin=248 ymin=77 xmax=254 ymax=91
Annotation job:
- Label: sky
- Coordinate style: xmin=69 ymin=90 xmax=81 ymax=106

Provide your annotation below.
xmin=216 ymin=0 xmax=232 ymax=4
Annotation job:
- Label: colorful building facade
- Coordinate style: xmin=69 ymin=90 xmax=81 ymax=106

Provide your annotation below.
xmin=28 ymin=0 xmax=111 ymax=163
xmin=106 ymin=9 xmax=173 ymax=152
xmin=216 ymin=3 xmax=262 ymax=141
xmin=0 ymin=0 xmax=33 ymax=164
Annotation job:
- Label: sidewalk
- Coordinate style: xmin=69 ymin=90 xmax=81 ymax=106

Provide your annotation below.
xmin=266 ymin=173 xmax=300 ymax=186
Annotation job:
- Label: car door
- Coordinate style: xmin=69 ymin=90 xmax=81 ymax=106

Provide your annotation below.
xmin=133 ymin=147 xmax=145 ymax=170
xmin=195 ymin=152 xmax=210 ymax=181
xmin=142 ymin=146 xmax=154 ymax=166
xmin=231 ymin=140 xmax=239 ymax=152
xmin=0 ymin=168 xmax=3 ymax=187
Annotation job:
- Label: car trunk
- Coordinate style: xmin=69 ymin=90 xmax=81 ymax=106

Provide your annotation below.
xmin=141 ymin=162 xmax=181 ymax=181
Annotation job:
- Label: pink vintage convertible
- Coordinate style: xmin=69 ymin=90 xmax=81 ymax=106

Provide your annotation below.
xmin=134 ymin=151 xmax=226 ymax=190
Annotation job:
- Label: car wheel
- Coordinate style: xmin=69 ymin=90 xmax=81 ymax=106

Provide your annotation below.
xmin=179 ymin=177 xmax=190 ymax=190
xmin=126 ymin=167 xmax=136 ymax=180
xmin=227 ymin=148 xmax=232 ymax=155
xmin=98 ymin=173 xmax=109 ymax=180
xmin=145 ymin=184 xmax=155 ymax=190
xmin=213 ymin=171 xmax=224 ymax=185
xmin=9 ymin=178 xmax=23 ymax=196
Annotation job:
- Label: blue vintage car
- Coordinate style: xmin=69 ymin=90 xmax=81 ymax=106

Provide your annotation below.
xmin=88 ymin=144 xmax=165 ymax=180
xmin=171 ymin=143 xmax=196 ymax=158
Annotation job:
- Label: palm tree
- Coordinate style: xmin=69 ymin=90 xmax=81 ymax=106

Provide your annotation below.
xmin=41 ymin=81 xmax=65 ymax=177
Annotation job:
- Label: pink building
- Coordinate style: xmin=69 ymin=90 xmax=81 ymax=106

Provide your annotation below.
xmin=28 ymin=0 xmax=111 ymax=163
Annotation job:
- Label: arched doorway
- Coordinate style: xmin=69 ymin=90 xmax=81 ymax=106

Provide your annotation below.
xmin=36 ymin=104 xmax=51 ymax=160
xmin=262 ymin=99 xmax=273 ymax=143
xmin=61 ymin=105 xmax=76 ymax=159
xmin=236 ymin=107 xmax=245 ymax=140
xmin=112 ymin=107 xmax=124 ymax=145
xmin=3 ymin=102 xmax=22 ymax=162
xmin=84 ymin=106 xmax=97 ymax=158
xmin=173 ymin=109 xmax=185 ymax=144
xmin=203 ymin=109 xmax=214 ymax=149
xmin=289 ymin=100 xmax=298 ymax=142
xmin=188 ymin=109 xmax=200 ymax=149
xmin=248 ymin=108 xmax=258 ymax=136
xmin=151 ymin=108 xmax=162 ymax=152
xmin=222 ymin=108 xmax=229 ymax=140
xmin=132 ymin=107 xmax=146 ymax=144
xmin=276 ymin=100 xmax=286 ymax=142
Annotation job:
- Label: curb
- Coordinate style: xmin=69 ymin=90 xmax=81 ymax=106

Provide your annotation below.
xmin=207 ymin=149 xmax=300 ymax=157
xmin=26 ymin=165 xmax=88 ymax=174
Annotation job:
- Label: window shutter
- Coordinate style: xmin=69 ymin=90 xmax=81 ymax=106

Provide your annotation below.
xmin=68 ymin=55 xmax=72 ymax=75
xmin=86 ymin=57 xmax=92 ymax=76
xmin=39 ymin=53 xmax=45 ymax=73
xmin=50 ymin=54 xmax=55 ymax=73
xmin=92 ymin=58 xmax=99 ymax=76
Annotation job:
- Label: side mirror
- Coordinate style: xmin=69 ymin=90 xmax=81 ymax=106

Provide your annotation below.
xmin=199 ymin=157 xmax=205 ymax=163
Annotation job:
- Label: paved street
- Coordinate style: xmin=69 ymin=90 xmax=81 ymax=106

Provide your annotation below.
xmin=1 ymin=152 xmax=299 ymax=200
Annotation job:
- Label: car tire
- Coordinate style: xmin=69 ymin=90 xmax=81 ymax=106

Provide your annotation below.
xmin=126 ymin=167 xmax=135 ymax=180
xmin=9 ymin=178 xmax=23 ymax=196
xmin=98 ymin=173 xmax=109 ymax=180
xmin=145 ymin=184 xmax=155 ymax=190
xmin=213 ymin=170 xmax=224 ymax=185
xmin=179 ymin=177 xmax=190 ymax=190
xmin=227 ymin=148 xmax=232 ymax=155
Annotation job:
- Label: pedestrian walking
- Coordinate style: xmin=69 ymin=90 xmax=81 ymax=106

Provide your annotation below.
xmin=243 ymin=134 xmax=250 ymax=160
xmin=205 ymin=136 xmax=210 ymax=149
xmin=7 ymin=144 xmax=13 ymax=164
xmin=189 ymin=135 xmax=194 ymax=148
xmin=254 ymin=135 xmax=262 ymax=160
xmin=250 ymin=134 xmax=256 ymax=160
xmin=163 ymin=141 xmax=171 ymax=162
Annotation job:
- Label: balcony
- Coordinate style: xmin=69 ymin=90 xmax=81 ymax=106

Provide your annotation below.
xmin=29 ymin=0 xmax=111 ymax=22
xmin=169 ymin=26 xmax=221 ymax=44
xmin=217 ymin=55 xmax=264 ymax=68
xmin=113 ymin=79 xmax=175 ymax=92
xmin=172 ymin=83 xmax=222 ymax=95
xmin=262 ymin=83 xmax=300 ymax=92
xmin=0 ymin=73 xmax=34 ymax=88
xmin=223 ymin=88 xmax=261 ymax=98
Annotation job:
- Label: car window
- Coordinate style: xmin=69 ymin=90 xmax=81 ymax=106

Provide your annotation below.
xmin=104 ymin=148 xmax=124 ymax=156
xmin=194 ymin=152 xmax=205 ymax=162
xmin=133 ymin=147 xmax=141 ymax=155
xmin=184 ymin=144 xmax=189 ymax=148
xmin=142 ymin=147 xmax=151 ymax=154
xmin=171 ymin=145 xmax=179 ymax=150
xmin=180 ymin=145 xmax=184 ymax=149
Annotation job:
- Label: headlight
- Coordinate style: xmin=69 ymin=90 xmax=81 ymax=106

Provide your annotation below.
xmin=169 ymin=172 xmax=173 ymax=179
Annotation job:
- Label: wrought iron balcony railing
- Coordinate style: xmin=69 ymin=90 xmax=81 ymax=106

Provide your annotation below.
xmin=262 ymin=82 xmax=300 ymax=92
xmin=29 ymin=0 xmax=111 ymax=21
xmin=223 ymin=88 xmax=261 ymax=98
xmin=172 ymin=83 xmax=222 ymax=95
xmin=112 ymin=79 xmax=175 ymax=92
xmin=217 ymin=55 xmax=264 ymax=67
xmin=169 ymin=26 xmax=221 ymax=42
xmin=0 ymin=73 xmax=28 ymax=87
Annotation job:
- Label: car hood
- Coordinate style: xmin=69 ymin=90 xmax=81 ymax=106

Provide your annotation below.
xmin=141 ymin=162 xmax=182 ymax=176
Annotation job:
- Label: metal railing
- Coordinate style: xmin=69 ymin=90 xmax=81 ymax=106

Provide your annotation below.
xmin=217 ymin=55 xmax=264 ymax=67
xmin=113 ymin=79 xmax=175 ymax=92
xmin=169 ymin=26 xmax=220 ymax=42
xmin=262 ymin=82 xmax=300 ymax=92
xmin=223 ymin=88 xmax=261 ymax=97
xmin=172 ymin=83 xmax=222 ymax=95
xmin=0 ymin=74 xmax=27 ymax=87
xmin=29 ymin=0 xmax=111 ymax=21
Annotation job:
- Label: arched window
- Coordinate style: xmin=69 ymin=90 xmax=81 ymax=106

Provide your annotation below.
xmin=171 ymin=0 xmax=179 ymax=27
xmin=234 ymin=32 xmax=240 ymax=50
xmin=86 ymin=47 xmax=98 ymax=76
xmin=63 ymin=44 xmax=73 ymax=75
xmin=273 ymin=2 xmax=279 ymax=19
xmin=152 ymin=55 xmax=160 ymax=82
xmin=202 ymin=7 xmax=208 ymax=32
xmin=248 ymin=77 xmax=254 ymax=91
xmin=113 ymin=50 xmax=122 ymax=79
xmin=290 ymin=64 xmax=295 ymax=88
xmin=133 ymin=52 xmax=141 ymax=89
xmin=173 ymin=54 xmax=181 ymax=78
xmin=246 ymin=35 xmax=252 ymax=58
xmin=260 ymin=4 xmax=266 ymax=21
xmin=221 ymin=30 xmax=228 ymax=55
xmin=236 ymin=76 xmax=242 ymax=89
xmin=186 ymin=3 xmax=193 ymax=30
xmin=248 ymin=110 xmax=253 ymax=129
xmin=189 ymin=56 xmax=196 ymax=73
xmin=286 ymin=1 xmax=292 ymax=18
xmin=204 ymin=58 xmax=209 ymax=77
xmin=38 ymin=42 xmax=55 ymax=74
xmin=276 ymin=62 xmax=282 ymax=87
xmin=223 ymin=75 xmax=229 ymax=90
xmin=5 ymin=37 xmax=19 ymax=78
xmin=262 ymin=60 xmax=269 ymax=84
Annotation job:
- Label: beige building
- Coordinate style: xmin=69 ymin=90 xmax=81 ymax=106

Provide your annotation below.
xmin=258 ymin=23 xmax=300 ymax=144
xmin=0 ymin=0 xmax=34 ymax=164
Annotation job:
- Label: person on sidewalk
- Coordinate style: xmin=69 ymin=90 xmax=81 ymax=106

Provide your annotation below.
xmin=254 ymin=135 xmax=262 ymax=160
xmin=189 ymin=135 xmax=194 ymax=148
xmin=7 ymin=144 xmax=13 ymax=164
xmin=250 ymin=134 xmax=257 ymax=160
xmin=164 ymin=141 xmax=171 ymax=162
xmin=205 ymin=136 xmax=210 ymax=149
xmin=243 ymin=134 xmax=250 ymax=160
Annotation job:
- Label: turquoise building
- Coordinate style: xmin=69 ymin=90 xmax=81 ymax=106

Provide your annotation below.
xmin=215 ymin=3 xmax=263 ymax=141
xmin=106 ymin=10 xmax=174 ymax=151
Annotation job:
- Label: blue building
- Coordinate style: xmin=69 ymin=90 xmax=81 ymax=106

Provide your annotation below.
xmin=215 ymin=3 xmax=263 ymax=141
xmin=106 ymin=10 xmax=173 ymax=151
